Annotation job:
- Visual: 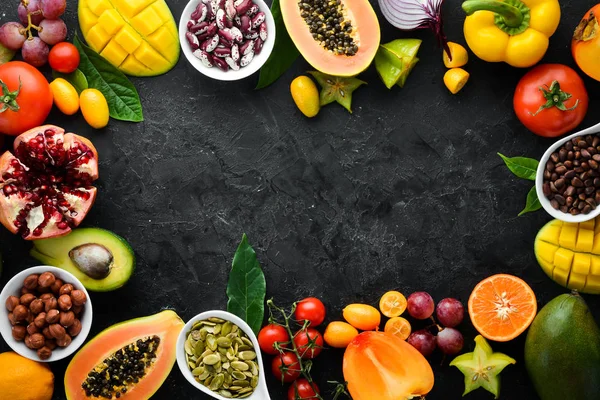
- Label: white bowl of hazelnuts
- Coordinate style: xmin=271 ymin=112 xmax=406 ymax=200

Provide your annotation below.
xmin=0 ymin=266 xmax=93 ymax=362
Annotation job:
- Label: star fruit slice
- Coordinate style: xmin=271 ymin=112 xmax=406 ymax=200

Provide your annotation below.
xmin=375 ymin=38 xmax=422 ymax=89
xmin=307 ymin=71 xmax=366 ymax=114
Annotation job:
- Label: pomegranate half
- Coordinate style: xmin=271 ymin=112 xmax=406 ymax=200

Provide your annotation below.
xmin=0 ymin=125 xmax=98 ymax=240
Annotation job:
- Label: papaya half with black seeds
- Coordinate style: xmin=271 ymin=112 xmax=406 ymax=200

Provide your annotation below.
xmin=64 ymin=310 xmax=184 ymax=400
xmin=281 ymin=0 xmax=380 ymax=76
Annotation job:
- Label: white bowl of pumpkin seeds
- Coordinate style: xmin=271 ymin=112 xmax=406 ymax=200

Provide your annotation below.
xmin=176 ymin=310 xmax=270 ymax=399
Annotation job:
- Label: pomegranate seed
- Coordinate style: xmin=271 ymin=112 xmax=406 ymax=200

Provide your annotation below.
xmin=57 ymin=222 xmax=68 ymax=229
xmin=44 ymin=129 xmax=54 ymax=136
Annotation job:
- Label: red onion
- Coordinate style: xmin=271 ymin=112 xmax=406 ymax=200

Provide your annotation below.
xmin=379 ymin=0 xmax=450 ymax=57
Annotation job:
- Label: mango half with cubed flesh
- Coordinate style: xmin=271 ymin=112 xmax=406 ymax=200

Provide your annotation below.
xmin=535 ymin=217 xmax=600 ymax=294
xmin=79 ymin=0 xmax=179 ymax=76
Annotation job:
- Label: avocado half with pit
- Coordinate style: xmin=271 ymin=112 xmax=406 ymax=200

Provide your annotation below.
xmin=31 ymin=227 xmax=135 ymax=292
xmin=280 ymin=0 xmax=380 ymax=76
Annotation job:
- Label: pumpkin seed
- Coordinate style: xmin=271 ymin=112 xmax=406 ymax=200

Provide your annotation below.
xmin=237 ymin=345 xmax=252 ymax=352
xmin=209 ymin=317 xmax=226 ymax=323
xmin=250 ymin=376 xmax=258 ymax=388
xmin=222 ymin=321 xmax=233 ymax=336
xmin=233 ymin=380 xmax=250 ymax=387
xmin=241 ymin=337 xmax=253 ymax=347
xmin=218 ymin=337 xmax=233 ymax=347
xmin=206 ymin=335 xmax=218 ymax=351
xmin=198 ymin=370 xmax=210 ymax=380
xmin=184 ymin=338 xmax=194 ymax=355
xmin=203 ymin=354 xmax=221 ymax=365
xmin=238 ymin=351 xmax=256 ymax=360
xmin=194 ymin=340 xmax=205 ymax=357
xmin=220 ymin=389 xmax=233 ymax=398
xmin=231 ymin=361 xmax=250 ymax=371
xmin=210 ymin=373 xmax=225 ymax=391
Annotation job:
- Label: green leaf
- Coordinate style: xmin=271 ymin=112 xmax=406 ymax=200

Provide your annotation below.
xmin=0 ymin=44 xmax=15 ymax=66
xmin=74 ymin=35 xmax=143 ymax=122
xmin=498 ymin=153 xmax=539 ymax=181
xmin=518 ymin=186 xmax=541 ymax=216
xmin=52 ymin=69 xmax=89 ymax=94
xmin=226 ymin=234 xmax=266 ymax=335
xmin=255 ymin=0 xmax=300 ymax=90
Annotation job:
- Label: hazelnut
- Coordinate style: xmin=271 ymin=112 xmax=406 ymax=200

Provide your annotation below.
xmin=49 ymin=323 xmax=66 ymax=340
xmin=42 ymin=327 xmax=53 ymax=340
xmin=26 ymin=322 xmax=39 ymax=336
xmin=24 ymin=335 xmax=33 ymax=349
xmin=58 ymin=294 xmax=72 ymax=311
xmin=44 ymin=297 xmax=58 ymax=312
xmin=19 ymin=293 xmax=36 ymax=307
xmin=7 ymin=313 xmax=18 ymax=326
xmin=5 ymin=296 xmax=19 ymax=312
xmin=25 ymin=311 xmax=34 ymax=324
xmin=11 ymin=325 xmax=26 ymax=341
xmin=50 ymin=278 xmax=63 ymax=295
xmin=45 ymin=339 xmax=57 ymax=350
xmin=68 ymin=319 xmax=82 ymax=337
xmin=72 ymin=305 xmax=84 ymax=315
xmin=37 ymin=346 xmax=52 ymax=360
xmin=60 ymin=311 xmax=75 ymax=328
xmin=29 ymin=299 xmax=44 ymax=315
xmin=56 ymin=334 xmax=72 ymax=348
xmin=12 ymin=305 xmax=28 ymax=321
xmin=34 ymin=313 xmax=47 ymax=329
xmin=38 ymin=272 xmax=56 ymax=288
xmin=29 ymin=333 xmax=45 ymax=349
xmin=23 ymin=274 xmax=39 ymax=290
xmin=59 ymin=283 xmax=74 ymax=296
xmin=37 ymin=285 xmax=51 ymax=294
xmin=70 ymin=290 xmax=87 ymax=306
xmin=45 ymin=309 xmax=60 ymax=324
xmin=20 ymin=287 xmax=33 ymax=296
xmin=40 ymin=293 xmax=54 ymax=301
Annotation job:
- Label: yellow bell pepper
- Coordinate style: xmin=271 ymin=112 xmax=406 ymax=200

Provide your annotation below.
xmin=462 ymin=0 xmax=561 ymax=68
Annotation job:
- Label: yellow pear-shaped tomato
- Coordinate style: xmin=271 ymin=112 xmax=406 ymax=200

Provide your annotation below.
xmin=343 ymin=304 xmax=381 ymax=330
xmin=80 ymin=89 xmax=109 ymax=129
xmin=343 ymin=331 xmax=434 ymax=400
xmin=49 ymin=78 xmax=79 ymax=116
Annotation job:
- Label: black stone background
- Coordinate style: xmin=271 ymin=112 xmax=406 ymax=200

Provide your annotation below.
xmin=1 ymin=0 xmax=600 ymax=399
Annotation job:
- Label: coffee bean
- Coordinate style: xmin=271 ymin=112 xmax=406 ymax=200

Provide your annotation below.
xmin=550 ymin=152 xmax=560 ymax=163
xmin=587 ymin=198 xmax=597 ymax=208
xmin=560 ymin=205 xmax=569 ymax=213
xmin=566 ymin=141 xmax=574 ymax=151
xmin=565 ymin=170 xmax=576 ymax=179
xmin=565 ymin=186 xmax=576 ymax=196
xmin=590 ymin=160 xmax=599 ymax=170
xmin=587 ymin=135 xmax=594 ymax=146
xmin=593 ymin=136 xmax=600 ymax=147
xmin=544 ymin=170 xmax=552 ymax=180
xmin=566 ymin=196 xmax=574 ymax=207
xmin=571 ymin=208 xmax=580 ymax=215
xmin=551 ymin=199 xmax=559 ymax=210
xmin=555 ymin=166 xmax=567 ymax=175
xmin=573 ymin=177 xmax=584 ymax=187
xmin=579 ymin=193 xmax=587 ymax=201
xmin=574 ymin=159 xmax=581 ymax=167
xmin=568 ymin=151 xmax=575 ymax=161
xmin=546 ymin=161 xmax=555 ymax=172
xmin=578 ymin=140 xmax=587 ymax=148
xmin=575 ymin=167 xmax=584 ymax=173
xmin=543 ymin=183 xmax=552 ymax=197
xmin=589 ymin=147 xmax=597 ymax=155
xmin=579 ymin=201 xmax=586 ymax=210
xmin=582 ymin=149 xmax=592 ymax=159
xmin=586 ymin=186 xmax=595 ymax=196
xmin=583 ymin=205 xmax=592 ymax=214
xmin=555 ymin=178 xmax=566 ymax=189
xmin=550 ymin=182 xmax=558 ymax=192
xmin=574 ymin=199 xmax=580 ymax=208
xmin=555 ymin=194 xmax=566 ymax=205
xmin=552 ymin=173 xmax=559 ymax=181
xmin=559 ymin=148 xmax=568 ymax=161
xmin=565 ymin=160 xmax=574 ymax=169
xmin=594 ymin=154 xmax=600 ymax=162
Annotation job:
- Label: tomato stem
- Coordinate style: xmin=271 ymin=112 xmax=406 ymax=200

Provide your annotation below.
xmin=0 ymin=78 xmax=22 ymax=113
xmin=530 ymin=80 xmax=580 ymax=117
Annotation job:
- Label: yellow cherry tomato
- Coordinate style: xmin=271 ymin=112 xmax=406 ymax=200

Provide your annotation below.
xmin=444 ymin=68 xmax=470 ymax=94
xmin=443 ymin=42 xmax=469 ymax=68
xmin=384 ymin=317 xmax=412 ymax=341
xmin=80 ymin=88 xmax=109 ymax=129
xmin=343 ymin=304 xmax=381 ymax=331
xmin=49 ymin=78 xmax=79 ymax=116
xmin=290 ymin=76 xmax=320 ymax=118
xmin=324 ymin=321 xmax=359 ymax=348
xmin=379 ymin=291 xmax=407 ymax=318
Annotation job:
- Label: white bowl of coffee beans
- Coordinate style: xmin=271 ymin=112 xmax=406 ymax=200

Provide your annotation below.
xmin=536 ymin=124 xmax=600 ymax=223
xmin=0 ymin=266 xmax=92 ymax=362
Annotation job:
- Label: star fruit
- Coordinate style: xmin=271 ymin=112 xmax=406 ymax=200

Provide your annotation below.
xmin=307 ymin=71 xmax=366 ymax=113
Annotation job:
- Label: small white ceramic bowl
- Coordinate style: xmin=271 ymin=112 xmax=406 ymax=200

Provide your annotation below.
xmin=0 ymin=266 xmax=93 ymax=362
xmin=176 ymin=310 xmax=271 ymax=400
xmin=536 ymin=122 xmax=600 ymax=223
xmin=179 ymin=0 xmax=276 ymax=81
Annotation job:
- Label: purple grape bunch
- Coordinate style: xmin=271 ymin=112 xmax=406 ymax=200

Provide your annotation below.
xmin=405 ymin=292 xmax=466 ymax=357
xmin=0 ymin=0 xmax=68 ymax=67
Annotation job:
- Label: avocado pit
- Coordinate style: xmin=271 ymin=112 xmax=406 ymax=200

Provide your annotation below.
xmin=69 ymin=243 xmax=113 ymax=280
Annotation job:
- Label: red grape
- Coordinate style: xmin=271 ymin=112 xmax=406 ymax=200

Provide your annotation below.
xmin=18 ymin=0 xmax=43 ymax=26
xmin=38 ymin=18 xmax=67 ymax=45
xmin=407 ymin=292 xmax=435 ymax=320
xmin=40 ymin=0 xmax=67 ymax=20
xmin=407 ymin=330 xmax=436 ymax=357
xmin=436 ymin=298 xmax=464 ymax=328
xmin=22 ymin=37 xmax=49 ymax=67
xmin=0 ymin=22 xmax=26 ymax=51
xmin=437 ymin=328 xmax=464 ymax=355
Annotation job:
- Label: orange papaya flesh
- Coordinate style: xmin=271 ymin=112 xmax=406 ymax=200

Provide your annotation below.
xmin=65 ymin=310 xmax=184 ymax=400
xmin=343 ymin=331 xmax=434 ymax=400
xmin=280 ymin=0 xmax=380 ymax=77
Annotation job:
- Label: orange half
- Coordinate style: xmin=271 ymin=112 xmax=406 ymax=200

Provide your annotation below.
xmin=468 ymin=274 xmax=537 ymax=342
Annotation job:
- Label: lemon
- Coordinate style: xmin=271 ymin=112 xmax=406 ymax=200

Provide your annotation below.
xmin=80 ymin=89 xmax=109 ymax=129
xmin=290 ymin=76 xmax=320 ymax=118
xmin=0 ymin=352 xmax=54 ymax=400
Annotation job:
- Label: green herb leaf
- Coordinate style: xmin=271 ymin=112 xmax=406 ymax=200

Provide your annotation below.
xmin=52 ymin=69 xmax=89 ymax=94
xmin=0 ymin=44 xmax=15 ymax=66
xmin=227 ymin=234 xmax=266 ymax=335
xmin=74 ymin=35 xmax=143 ymax=122
xmin=498 ymin=153 xmax=539 ymax=181
xmin=518 ymin=186 xmax=541 ymax=216
xmin=255 ymin=0 xmax=300 ymax=90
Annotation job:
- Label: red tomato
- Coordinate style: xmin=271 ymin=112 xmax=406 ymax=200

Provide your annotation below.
xmin=293 ymin=328 xmax=324 ymax=359
xmin=48 ymin=42 xmax=80 ymax=74
xmin=0 ymin=61 xmax=53 ymax=136
xmin=288 ymin=379 xmax=320 ymax=400
xmin=258 ymin=324 xmax=289 ymax=355
xmin=271 ymin=352 xmax=301 ymax=383
xmin=295 ymin=298 xmax=326 ymax=327
xmin=514 ymin=64 xmax=588 ymax=137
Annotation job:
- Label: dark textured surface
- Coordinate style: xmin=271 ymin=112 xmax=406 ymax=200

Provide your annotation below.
xmin=1 ymin=0 xmax=600 ymax=399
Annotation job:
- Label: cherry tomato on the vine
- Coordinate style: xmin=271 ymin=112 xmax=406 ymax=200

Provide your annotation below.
xmin=295 ymin=297 xmax=326 ymax=327
xmin=287 ymin=379 xmax=320 ymax=400
xmin=258 ymin=324 xmax=289 ymax=355
xmin=293 ymin=328 xmax=324 ymax=359
xmin=513 ymin=64 xmax=588 ymax=138
xmin=272 ymin=352 xmax=301 ymax=383
xmin=48 ymin=42 xmax=80 ymax=74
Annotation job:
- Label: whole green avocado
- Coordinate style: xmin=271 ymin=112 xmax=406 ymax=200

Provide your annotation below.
xmin=525 ymin=292 xmax=600 ymax=400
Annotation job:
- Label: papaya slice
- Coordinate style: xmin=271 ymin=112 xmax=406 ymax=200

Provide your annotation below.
xmin=281 ymin=0 xmax=380 ymax=76
xmin=65 ymin=310 xmax=184 ymax=400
